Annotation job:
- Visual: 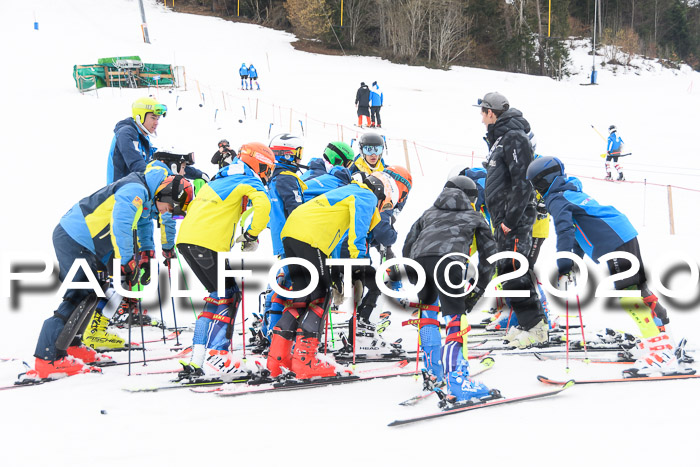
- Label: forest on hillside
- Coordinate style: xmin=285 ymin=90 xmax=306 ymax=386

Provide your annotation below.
xmin=178 ymin=0 xmax=700 ymax=77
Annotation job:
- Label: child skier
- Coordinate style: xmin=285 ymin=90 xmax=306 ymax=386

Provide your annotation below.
xmin=526 ymin=156 xmax=680 ymax=377
xmin=403 ymin=176 xmax=498 ymax=405
xmin=606 ymin=125 xmax=625 ymax=181
xmin=175 ymin=143 xmax=275 ymax=379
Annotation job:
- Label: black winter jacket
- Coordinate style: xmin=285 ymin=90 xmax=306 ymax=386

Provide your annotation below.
xmin=402 ymin=187 xmax=497 ymax=290
xmin=483 ymin=108 xmax=536 ymax=229
xmin=355 ymin=85 xmax=370 ymax=107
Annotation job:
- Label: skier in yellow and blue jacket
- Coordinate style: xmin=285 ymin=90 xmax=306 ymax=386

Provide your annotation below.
xmin=176 ymin=143 xmax=275 ymax=379
xmin=30 ymin=170 xmax=193 ymax=381
xmin=266 ymin=172 xmax=397 ymax=380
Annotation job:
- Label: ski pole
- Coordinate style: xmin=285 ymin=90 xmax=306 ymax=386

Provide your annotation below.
xmin=156 ymin=261 xmax=167 ymax=344
xmin=241 ymin=259 xmax=246 ymax=361
xmin=175 ymin=254 xmax=199 ymax=319
xmin=573 ymin=275 xmax=589 ymax=363
xmin=137 ymin=283 xmax=147 ymax=365
xmin=166 ymin=262 xmax=181 ymax=347
xmin=565 ymin=279 xmax=570 ymax=372
xmin=590 ymin=124 xmax=606 ymax=141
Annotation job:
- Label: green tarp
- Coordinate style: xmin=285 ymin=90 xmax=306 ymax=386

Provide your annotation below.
xmin=73 ymin=56 xmax=176 ymax=91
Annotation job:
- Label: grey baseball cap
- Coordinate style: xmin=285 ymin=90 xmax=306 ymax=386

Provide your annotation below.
xmin=473 ymin=92 xmax=510 ymax=111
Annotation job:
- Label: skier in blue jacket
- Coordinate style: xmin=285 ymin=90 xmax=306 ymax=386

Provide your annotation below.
xmin=527 ymin=156 xmax=680 ymax=377
xmin=369 ymin=81 xmax=383 ymax=128
xmin=29 ymin=171 xmax=193 ymax=381
xmin=239 ymin=63 xmax=249 ymax=90
xmin=606 ymin=125 xmax=625 ymax=181
xmin=302 ymin=141 xmax=355 ymax=181
xmin=247 ymin=64 xmax=259 ymax=90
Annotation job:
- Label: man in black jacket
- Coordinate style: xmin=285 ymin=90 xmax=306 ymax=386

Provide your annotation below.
xmin=476 ymin=92 xmax=547 ymax=348
xmin=355 ymin=82 xmax=371 ymax=127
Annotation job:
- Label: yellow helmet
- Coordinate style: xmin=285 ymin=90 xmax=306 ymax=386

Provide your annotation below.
xmin=132 ymin=97 xmax=167 ymax=124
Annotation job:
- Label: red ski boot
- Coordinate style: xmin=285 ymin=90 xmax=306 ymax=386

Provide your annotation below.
xmin=266 ymin=334 xmax=294 ymax=378
xmin=30 ymin=356 xmax=102 ymax=379
xmin=67 ymin=345 xmax=113 ymax=365
xmin=291 ymin=334 xmax=337 ymax=379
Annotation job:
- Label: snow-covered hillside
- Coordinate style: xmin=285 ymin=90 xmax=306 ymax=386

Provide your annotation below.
xmin=1 ymin=1 xmax=700 ymax=466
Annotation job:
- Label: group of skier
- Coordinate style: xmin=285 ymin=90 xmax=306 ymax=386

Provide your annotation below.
xmin=355 ymin=81 xmax=383 ymax=128
xmin=26 ymin=88 xmax=687 ymax=406
xmin=238 ymin=63 xmax=260 ymax=91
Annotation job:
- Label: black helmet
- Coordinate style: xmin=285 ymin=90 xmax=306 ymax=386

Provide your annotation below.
xmin=218 ymin=139 xmax=230 ymax=148
xmin=608 ymin=125 xmax=617 ymax=134
xmin=445 ymin=176 xmax=478 ymax=204
xmin=526 ymin=156 xmax=565 ymax=195
xmin=358 ymin=132 xmax=384 ymax=149
xmin=153 ymin=150 xmax=195 ymax=174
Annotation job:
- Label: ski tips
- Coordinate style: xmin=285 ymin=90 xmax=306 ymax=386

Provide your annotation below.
xmin=562 ymin=379 xmax=576 ymax=389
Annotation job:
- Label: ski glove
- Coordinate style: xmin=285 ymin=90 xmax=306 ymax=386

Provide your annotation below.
xmin=121 ymin=260 xmax=138 ymax=289
xmin=138 ymin=250 xmax=155 ymax=285
xmin=236 ymin=231 xmax=259 ymax=252
xmin=536 ymin=199 xmax=548 ymax=220
xmin=162 ymin=248 xmax=176 ymax=268
xmin=463 ymin=286 xmax=484 ymax=313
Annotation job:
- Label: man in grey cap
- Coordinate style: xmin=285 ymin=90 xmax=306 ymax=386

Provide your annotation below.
xmin=475 ymin=92 xmax=547 ymax=348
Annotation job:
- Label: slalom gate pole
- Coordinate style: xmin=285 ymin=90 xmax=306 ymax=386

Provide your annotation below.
xmin=415 ymin=304 xmax=422 ymax=374
xmin=156 ymin=261 xmax=167 ymax=344
xmin=324 ymin=311 xmax=329 ymax=354
xmin=352 ymin=299 xmax=357 ymax=367
xmin=128 ymin=231 xmax=139 ymax=376
xmin=167 ymin=262 xmax=181 ymax=347
xmin=574 ymin=275 xmax=589 ymax=362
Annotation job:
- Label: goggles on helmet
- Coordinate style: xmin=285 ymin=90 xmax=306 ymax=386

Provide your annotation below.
xmin=361 ymin=145 xmax=384 ymax=156
xmin=150 ymin=104 xmax=167 ymax=117
xmin=219 ymin=141 xmax=230 ymax=148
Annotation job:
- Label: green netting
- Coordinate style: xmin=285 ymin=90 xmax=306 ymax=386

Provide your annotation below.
xmin=97 ymin=56 xmax=142 ymax=65
xmin=73 ymin=60 xmax=176 ymax=90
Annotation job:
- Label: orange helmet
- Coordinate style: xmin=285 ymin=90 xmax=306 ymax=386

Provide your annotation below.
xmin=155 ymin=175 xmax=194 ymax=216
xmin=384 ymin=166 xmax=412 ymax=206
xmin=238 ymin=142 xmax=276 ymax=183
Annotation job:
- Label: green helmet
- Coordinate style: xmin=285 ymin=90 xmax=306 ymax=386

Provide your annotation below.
xmin=323 ymin=141 xmax=354 ymax=167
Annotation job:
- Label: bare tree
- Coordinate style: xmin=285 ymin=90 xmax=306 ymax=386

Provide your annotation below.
xmin=344 ymin=0 xmax=371 ymax=47
xmin=431 ymin=0 xmax=472 ymax=68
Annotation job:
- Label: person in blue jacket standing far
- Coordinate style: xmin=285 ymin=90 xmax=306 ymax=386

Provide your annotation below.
xmin=239 ymin=63 xmax=249 ymax=90
xmin=248 ymin=64 xmax=260 ymax=90
xmin=370 ymin=81 xmax=383 ymax=128
xmin=526 ymin=156 xmax=680 ymax=377
xmin=606 ymin=125 xmax=625 ymax=181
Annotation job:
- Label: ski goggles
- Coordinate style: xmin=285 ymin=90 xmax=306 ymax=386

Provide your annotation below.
xmin=272 ymin=147 xmax=303 ymax=160
xmin=361 ymin=145 xmax=384 ymax=156
xmin=150 ymin=103 xmax=167 ymax=117
xmin=218 ymin=141 xmax=230 ymax=148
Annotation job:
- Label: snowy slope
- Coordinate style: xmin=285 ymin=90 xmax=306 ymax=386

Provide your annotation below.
xmin=1 ymin=1 xmax=700 ymax=466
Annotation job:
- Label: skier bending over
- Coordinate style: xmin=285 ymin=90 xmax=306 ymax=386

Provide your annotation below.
xmin=527 ymin=156 xmax=682 ymax=377
xmin=403 ymin=176 xmax=498 ymax=406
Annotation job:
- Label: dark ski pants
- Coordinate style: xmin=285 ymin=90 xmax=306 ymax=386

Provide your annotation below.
xmin=34 ymin=225 xmax=99 ymax=360
xmin=274 ymin=238 xmax=331 ymax=336
xmin=494 ymin=224 xmax=544 ymax=330
xmin=370 ymin=106 xmax=382 ymax=126
xmin=178 ymin=243 xmax=220 ymax=293
xmin=354 ymin=265 xmax=381 ymax=321
xmin=411 ymin=256 xmax=469 ymax=317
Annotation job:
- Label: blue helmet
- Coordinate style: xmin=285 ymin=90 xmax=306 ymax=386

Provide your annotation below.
xmin=526 ymin=156 xmax=565 ymax=194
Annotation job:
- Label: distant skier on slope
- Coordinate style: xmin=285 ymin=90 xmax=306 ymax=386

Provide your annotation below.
xmin=355 ymin=82 xmax=371 ymax=127
xmin=526 ymin=156 xmax=684 ymax=377
xmin=239 ymin=63 xmax=249 ymax=90
xmin=402 ymin=175 xmax=498 ymax=406
xmin=248 ymin=64 xmax=260 ymax=90
xmin=369 ymin=81 xmax=383 ymax=128
xmin=606 ymin=125 xmax=625 ymax=181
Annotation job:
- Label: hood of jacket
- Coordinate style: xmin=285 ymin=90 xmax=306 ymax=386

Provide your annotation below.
xmin=545 ymin=175 xmax=583 ymax=197
xmin=433 ymin=187 xmax=473 ymax=212
xmin=487 ymin=108 xmax=531 ymax=145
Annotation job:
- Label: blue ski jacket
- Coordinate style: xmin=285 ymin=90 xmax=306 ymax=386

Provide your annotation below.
xmin=239 ymin=64 xmax=249 ymax=77
xmin=268 ymin=162 xmax=306 ymax=256
xmin=543 ymin=176 xmax=638 ymax=274
xmin=370 ymin=83 xmax=383 ymax=106
xmin=59 ymin=169 xmax=169 ymax=266
xmin=303 ymin=167 xmax=352 ymax=200
xmin=248 ymin=65 xmax=258 ymax=78
xmin=607 ymin=132 xmax=624 ymax=155
xmin=302 ymin=158 xmax=328 ymax=181
xmin=107 ymin=117 xmax=155 ymax=184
